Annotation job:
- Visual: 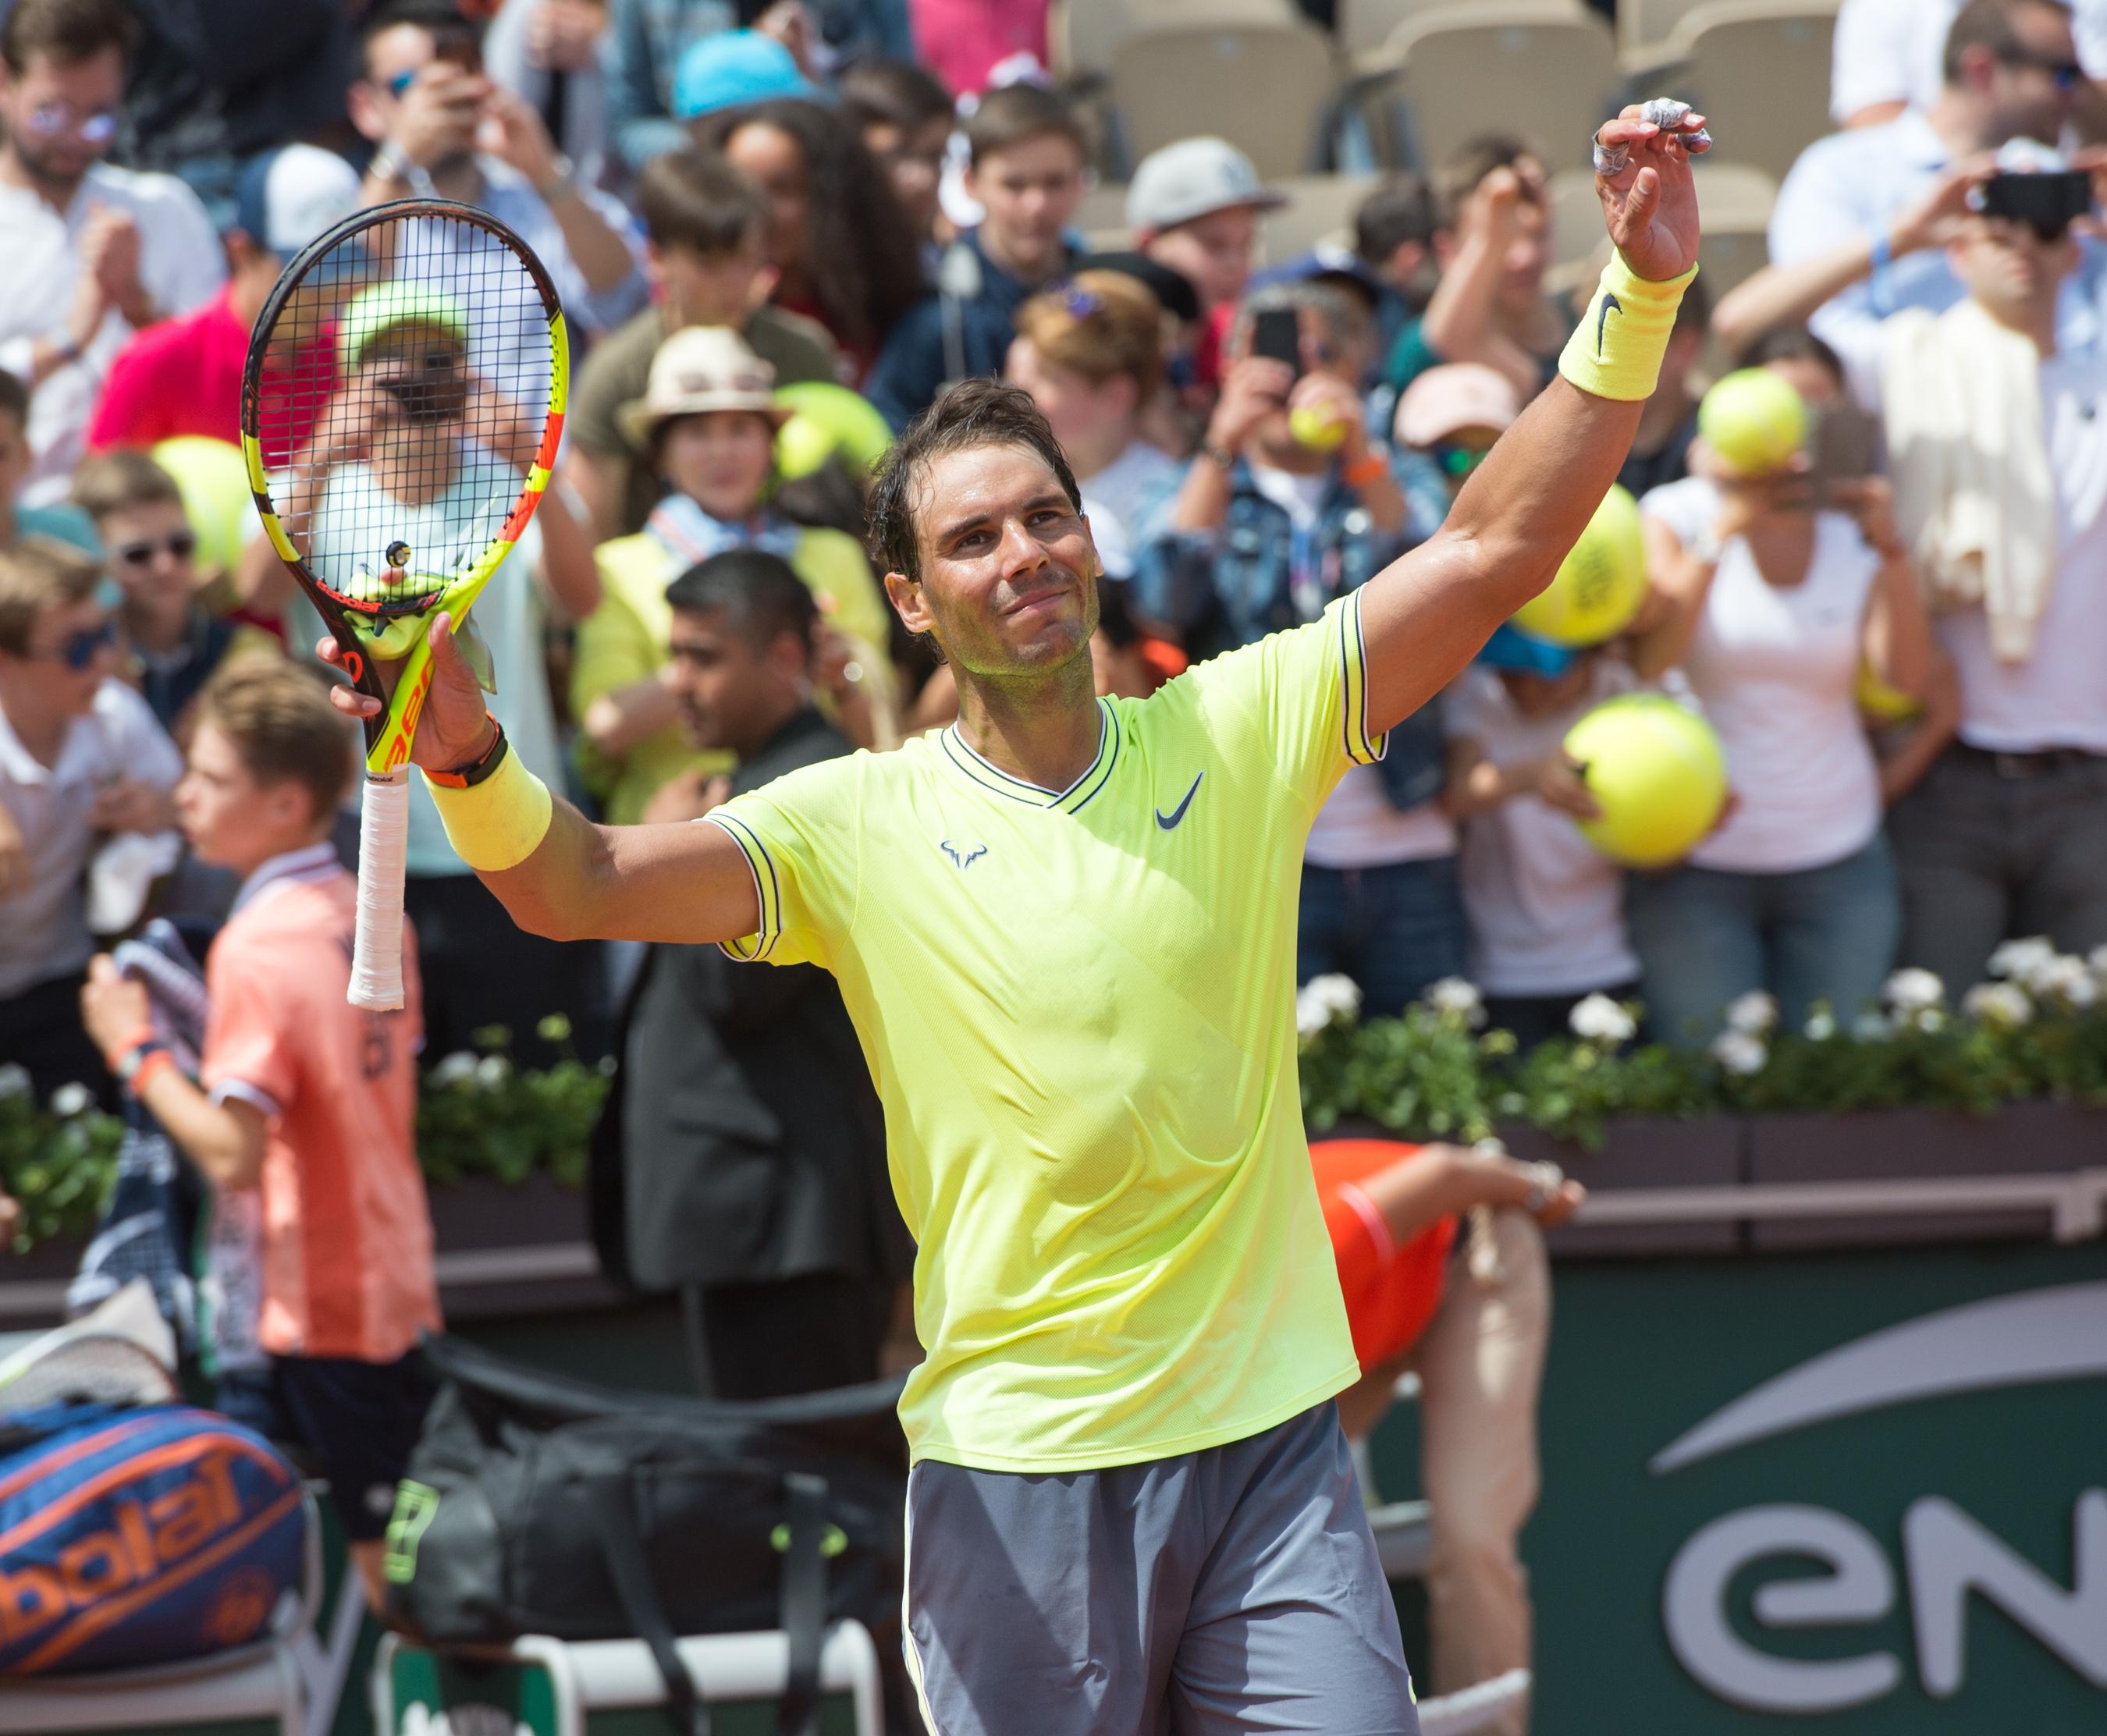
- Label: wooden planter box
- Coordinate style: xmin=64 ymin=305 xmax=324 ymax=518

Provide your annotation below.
xmin=1503 ymin=1117 xmax=1744 ymax=1258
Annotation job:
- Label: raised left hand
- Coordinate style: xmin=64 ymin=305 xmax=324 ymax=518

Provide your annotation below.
xmin=80 ymin=954 xmax=151 ymax=1063
xmin=478 ymin=87 xmax=562 ymax=192
xmin=1594 ymin=101 xmax=1708 ymax=282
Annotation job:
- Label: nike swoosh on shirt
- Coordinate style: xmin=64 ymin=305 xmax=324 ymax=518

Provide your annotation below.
xmin=1156 ymin=773 xmax=1203 ymax=830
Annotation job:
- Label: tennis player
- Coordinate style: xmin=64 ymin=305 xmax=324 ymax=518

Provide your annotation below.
xmin=328 ymin=104 xmax=1707 ymax=1736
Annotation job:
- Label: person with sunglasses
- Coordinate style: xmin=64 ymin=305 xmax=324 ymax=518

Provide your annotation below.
xmin=71 ymin=451 xmax=278 ymax=736
xmin=0 ymin=537 xmax=183 ymax=1107
xmin=1768 ymin=0 xmax=2102 ymax=361
xmin=0 ymin=0 xmax=226 ymax=509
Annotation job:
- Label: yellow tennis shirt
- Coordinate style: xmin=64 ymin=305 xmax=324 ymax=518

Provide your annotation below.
xmin=707 ymin=593 xmax=1385 ymax=1471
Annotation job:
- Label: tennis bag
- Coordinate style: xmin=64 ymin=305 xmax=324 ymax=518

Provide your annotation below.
xmin=383 ymin=1335 xmax=909 ymax=1736
xmin=0 ymin=1403 xmax=308 ymax=1675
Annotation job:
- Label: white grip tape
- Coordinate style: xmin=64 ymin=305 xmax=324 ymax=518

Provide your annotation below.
xmin=349 ymin=766 xmax=411 ymax=1011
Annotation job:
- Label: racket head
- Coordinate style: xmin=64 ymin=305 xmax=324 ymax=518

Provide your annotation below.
xmin=240 ymin=197 xmax=569 ymax=770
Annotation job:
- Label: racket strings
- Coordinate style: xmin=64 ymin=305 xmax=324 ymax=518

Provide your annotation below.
xmin=254 ymin=208 xmax=557 ymax=614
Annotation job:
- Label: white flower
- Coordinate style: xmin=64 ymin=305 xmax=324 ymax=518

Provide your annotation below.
xmin=0 ymin=1063 xmax=30 ymax=1099
xmin=430 ymin=1051 xmax=479 ymax=1087
xmin=1882 ymin=968 xmax=1945 ymax=1014
xmin=1724 ymin=990 xmax=1778 ymax=1036
xmin=1962 ymin=981 xmax=2033 ymax=1028
xmin=1711 ymin=1031 xmax=1768 ymax=1075
xmin=1803 ymin=1009 xmax=1837 ymax=1041
xmin=1851 ymin=1010 xmax=1892 ymax=1042
xmin=1917 ymin=1007 xmax=1948 ymax=1031
xmin=2090 ymin=943 xmax=2107 ymax=978
xmin=2025 ymin=953 xmax=2096 ymax=1006
xmin=1569 ymin=992 xmax=1636 ymax=1046
xmin=48 ymin=1081 xmax=94 ymax=1117
xmin=474 ymin=1054 xmax=513 ymax=1090
xmin=1988 ymin=937 xmax=2055 ymax=982
xmin=1295 ymin=974 xmax=1361 ymax=1040
xmin=1424 ymin=976 xmax=1484 ymax=1026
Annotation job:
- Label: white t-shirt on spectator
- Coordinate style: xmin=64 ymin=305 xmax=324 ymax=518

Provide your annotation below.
xmin=0 ymin=163 xmax=226 ymax=506
xmin=1829 ymin=321 xmax=2107 ymax=753
xmin=1082 ymin=439 xmax=1181 ymax=544
xmin=0 ymin=678 xmax=184 ymax=999
xmin=1768 ymin=109 xmax=2105 ymax=357
xmin=1831 ymin=0 xmax=2107 ymax=123
xmin=1446 ymin=661 xmax=1639 ymax=997
xmin=1640 ymin=477 xmax=1885 ymax=875
xmin=1304 ymin=765 xmax=1456 ymax=870
xmin=1082 ymin=492 xmax=1134 ymax=578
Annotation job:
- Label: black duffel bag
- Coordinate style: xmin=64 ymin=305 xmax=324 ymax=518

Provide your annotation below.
xmin=382 ymin=1334 xmax=908 ymax=1736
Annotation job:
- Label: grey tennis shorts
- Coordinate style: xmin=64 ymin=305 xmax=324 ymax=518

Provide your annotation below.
xmin=902 ymin=1401 xmax=1420 ymax=1735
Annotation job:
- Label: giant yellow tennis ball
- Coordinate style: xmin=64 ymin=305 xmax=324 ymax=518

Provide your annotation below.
xmin=1509 ymin=484 xmax=1647 ymax=646
xmin=1698 ymin=368 xmax=1808 ymax=478
xmin=1564 ymin=694 xmax=1729 ymax=868
xmin=151 ymin=435 xmax=256 ymax=577
xmin=773 ymin=382 xmax=894 ymax=478
xmin=1855 ymin=662 xmax=1922 ymax=724
xmin=1289 ymin=404 xmax=1350 ymax=451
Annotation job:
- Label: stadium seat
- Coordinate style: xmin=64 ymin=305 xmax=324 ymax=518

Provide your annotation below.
xmin=1351 ymin=5 xmax=1619 ymax=175
xmin=1338 ymin=0 xmax=1584 ymax=59
xmin=1626 ymin=1 xmax=1841 ymax=185
xmin=1105 ymin=23 xmax=1344 ymax=179
xmin=1261 ymin=173 xmax=1380 ymax=261
xmin=1618 ymin=0 xmax=1727 ymax=55
xmin=1051 ymin=0 xmax=1303 ymax=81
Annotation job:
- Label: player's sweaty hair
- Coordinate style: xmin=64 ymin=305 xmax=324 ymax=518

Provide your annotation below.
xmin=869 ymin=378 xmax=1085 ymax=585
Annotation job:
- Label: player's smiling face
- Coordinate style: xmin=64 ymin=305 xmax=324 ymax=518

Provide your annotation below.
xmin=887 ymin=443 xmax=1101 ymax=677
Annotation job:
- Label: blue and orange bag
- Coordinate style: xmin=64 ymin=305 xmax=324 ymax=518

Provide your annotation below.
xmin=0 ymin=1404 xmax=308 ymax=1675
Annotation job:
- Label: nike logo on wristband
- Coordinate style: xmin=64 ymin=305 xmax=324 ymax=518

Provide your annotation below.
xmin=1597 ymin=290 xmax=1623 ymax=358
xmin=1156 ymin=773 xmax=1203 ymax=831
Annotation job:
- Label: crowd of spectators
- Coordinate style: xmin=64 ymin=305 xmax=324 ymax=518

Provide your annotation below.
xmin=2 ymin=0 xmax=2105 ymax=1722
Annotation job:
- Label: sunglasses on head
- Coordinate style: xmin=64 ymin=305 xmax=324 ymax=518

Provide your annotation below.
xmin=1999 ymin=48 xmax=2087 ymax=92
xmin=1434 ymin=443 xmax=1491 ymax=477
xmin=112 ymin=531 xmax=197 ymax=569
xmin=45 ymin=619 xmax=116 ymax=671
xmin=27 ymin=102 xmax=117 ymax=144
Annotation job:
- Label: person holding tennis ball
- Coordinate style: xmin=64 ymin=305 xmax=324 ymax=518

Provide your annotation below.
xmin=325 ymin=101 xmax=1711 ymax=1736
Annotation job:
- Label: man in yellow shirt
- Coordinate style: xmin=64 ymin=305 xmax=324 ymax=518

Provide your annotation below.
xmin=329 ymin=105 xmax=1707 ymax=1736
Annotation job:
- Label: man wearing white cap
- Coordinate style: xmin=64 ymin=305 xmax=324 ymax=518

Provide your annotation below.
xmin=1128 ymin=136 xmax=1286 ymax=318
xmin=87 ymin=144 xmax=364 ymax=459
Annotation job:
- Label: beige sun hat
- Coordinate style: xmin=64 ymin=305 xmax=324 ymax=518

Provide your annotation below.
xmin=618 ymin=325 xmax=792 ymax=450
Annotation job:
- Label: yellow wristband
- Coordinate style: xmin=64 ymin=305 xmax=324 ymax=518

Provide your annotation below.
xmin=428 ymin=744 xmax=553 ymax=872
xmin=1558 ymin=252 xmax=1698 ymax=403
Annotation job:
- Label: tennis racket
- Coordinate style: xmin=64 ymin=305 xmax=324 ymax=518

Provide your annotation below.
xmin=240 ymin=199 xmax=567 ymax=1010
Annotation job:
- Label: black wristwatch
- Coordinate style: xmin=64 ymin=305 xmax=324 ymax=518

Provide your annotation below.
xmin=428 ymin=715 xmax=510 ymax=790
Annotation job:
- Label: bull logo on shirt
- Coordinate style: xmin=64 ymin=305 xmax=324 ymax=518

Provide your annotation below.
xmin=940 ymin=840 xmax=988 ymax=870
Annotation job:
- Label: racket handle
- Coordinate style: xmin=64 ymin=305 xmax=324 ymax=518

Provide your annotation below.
xmin=350 ymin=766 xmax=411 ymax=1011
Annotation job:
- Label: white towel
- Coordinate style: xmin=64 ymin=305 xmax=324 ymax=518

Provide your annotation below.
xmin=1879 ymin=298 xmax=2057 ymax=662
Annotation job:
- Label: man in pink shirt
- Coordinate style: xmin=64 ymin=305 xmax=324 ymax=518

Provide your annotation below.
xmin=86 ymin=144 xmax=362 ymax=466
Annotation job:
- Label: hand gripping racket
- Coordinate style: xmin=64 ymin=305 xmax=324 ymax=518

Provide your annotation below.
xmin=240 ymin=200 xmax=567 ymax=1010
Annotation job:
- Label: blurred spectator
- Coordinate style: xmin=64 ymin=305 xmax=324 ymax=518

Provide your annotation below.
xmin=79 ymin=659 xmax=435 ymax=1610
xmin=0 ymin=368 xmax=98 ymax=555
xmin=85 ymin=144 xmax=362 ymax=460
xmin=864 ymin=83 xmax=1085 ymax=428
xmin=568 ymin=147 xmax=840 ymax=539
xmin=699 ymin=97 xmax=927 ymax=375
xmin=837 ymin=55 xmax=954 ymax=265
xmin=485 ymin=0 xmax=613 ymax=194
xmin=1319 ymin=1138 xmax=1583 ymax=1736
xmin=69 ymin=449 xmax=274 ymax=734
xmin=351 ymin=0 xmax=648 ymax=339
xmin=0 ymin=537 xmax=181 ymax=1104
xmin=604 ymin=0 xmax=735 ymax=172
xmin=1614 ymin=272 xmax=1711 ymax=500
xmin=1770 ymin=0 xmax=2095 ymax=355
xmin=1830 ymin=0 xmax=2107 ymax=128
xmin=1128 ymin=136 xmax=1283 ymax=318
xmin=0 ymin=0 xmax=226 ymax=506
xmin=602 ymin=548 xmax=911 ymax=1397
xmin=1007 ymin=271 xmax=1180 ymax=565
xmin=1352 ymin=172 xmax=1442 ymax=355
xmin=1445 ymin=638 xmax=1640 ymax=1050
xmin=1388 ymin=137 xmax=1557 ymax=405
xmin=577 ymin=327 xmax=889 ymax=822
xmin=1725 ymin=162 xmax=2107 ymax=989
xmin=905 ymin=0 xmax=1046 ymax=97
xmin=1629 ymin=432 xmax=1936 ymax=1040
